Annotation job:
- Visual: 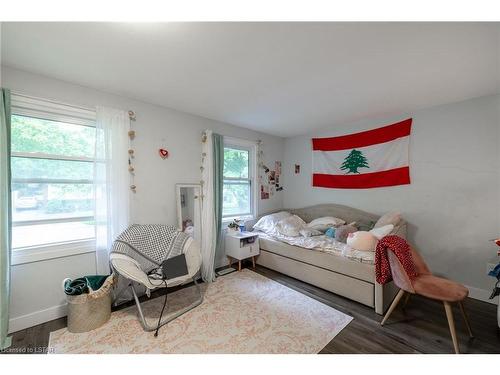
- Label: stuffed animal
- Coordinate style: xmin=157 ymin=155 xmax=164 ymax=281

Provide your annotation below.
xmin=325 ymin=227 xmax=336 ymax=238
xmin=346 ymin=224 xmax=394 ymax=252
xmin=335 ymin=224 xmax=358 ymax=243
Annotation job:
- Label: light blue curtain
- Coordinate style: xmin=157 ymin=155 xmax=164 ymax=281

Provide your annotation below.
xmin=0 ymin=88 xmax=12 ymax=350
xmin=212 ymin=133 xmax=224 ymax=269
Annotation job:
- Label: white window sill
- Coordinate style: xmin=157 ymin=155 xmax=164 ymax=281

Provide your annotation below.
xmin=11 ymin=239 xmax=96 ymax=266
xmin=222 ymin=216 xmax=255 ymax=227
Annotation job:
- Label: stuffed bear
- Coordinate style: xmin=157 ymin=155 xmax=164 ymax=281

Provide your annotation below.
xmin=346 ymin=224 xmax=394 ymax=252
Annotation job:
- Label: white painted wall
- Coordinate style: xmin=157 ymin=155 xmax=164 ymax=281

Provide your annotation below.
xmin=283 ymin=94 xmax=500 ymax=298
xmin=8 ymin=253 xmax=96 ymax=333
xmin=1 ymin=66 xmax=285 ymax=331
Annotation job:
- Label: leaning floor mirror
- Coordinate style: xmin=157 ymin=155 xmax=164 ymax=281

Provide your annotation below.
xmin=175 ymin=183 xmax=202 ymax=241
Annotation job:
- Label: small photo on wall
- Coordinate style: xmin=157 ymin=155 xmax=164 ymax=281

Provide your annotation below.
xmin=275 ymin=161 xmax=282 ymax=175
xmin=295 ymin=164 xmax=301 ymax=174
xmin=269 ymin=171 xmax=276 ymax=185
xmin=260 ymin=185 xmax=269 ymax=199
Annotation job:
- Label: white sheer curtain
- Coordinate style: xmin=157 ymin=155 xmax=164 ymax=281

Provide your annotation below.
xmin=200 ymin=130 xmax=217 ymax=282
xmin=94 ymin=106 xmax=130 ymax=275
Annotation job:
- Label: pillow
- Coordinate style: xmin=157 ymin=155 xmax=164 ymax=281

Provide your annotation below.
xmin=253 ymin=211 xmax=291 ymax=234
xmin=276 ymin=215 xmax=306 ymax=237
xmin=370 ymin=224 xmax=394 ymax=239
xmin=307 ymin=216 xmax=345 ymax=232
xmin=335 ymin=224 xmax=358 ymax=243
xmin=346 ymin=224 xmax=395 ymax=252
xmin=374 ymin=211 xmax=402 ymax=228
xmin=299 ymin=228 xmax=323 ymax=237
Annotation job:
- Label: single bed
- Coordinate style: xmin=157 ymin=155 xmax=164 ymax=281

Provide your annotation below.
xmin=245 ymin=204 xmax=404 ymax=315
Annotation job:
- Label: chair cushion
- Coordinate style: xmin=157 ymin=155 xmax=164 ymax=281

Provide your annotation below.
xmin=412 ymin=275 xmax=469 ymax=302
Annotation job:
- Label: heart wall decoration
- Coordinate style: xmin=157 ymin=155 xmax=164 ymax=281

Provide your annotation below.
xmin=159 ymin=148 xmax=169 ymax=159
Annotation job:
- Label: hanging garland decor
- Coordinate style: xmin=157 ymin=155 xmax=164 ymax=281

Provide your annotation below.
xmin=128 ymin=110 xmax=136 ymax=192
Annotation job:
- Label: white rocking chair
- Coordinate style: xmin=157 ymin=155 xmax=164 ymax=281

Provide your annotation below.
xmin=110 ymin=237 xmax=203 ymax=332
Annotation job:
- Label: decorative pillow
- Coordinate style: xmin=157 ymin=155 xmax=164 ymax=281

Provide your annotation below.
xmin=276 ymin=215 xmax=306 ymax=237
xmin=299 ymin=228 xmax=323 ymax=237
xmin=370 ymin=224 xmax=394 ymax=239
xmin=307 ymin=216 xmax=345 ymax=232
xmin=335 ymin=224 xmax=358 ymax=243
xmin=346 ymin=224 xmax=395 ymax=252
xmin=374 ymin=211 xmax=402 ymax=228
xmin=253 ymin=211 xmax=291 ymax=234
xmin=357 ymin=220 xmax=376 ymax=232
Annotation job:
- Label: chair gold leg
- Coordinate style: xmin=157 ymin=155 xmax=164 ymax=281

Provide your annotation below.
xmin=444 ymin=301 xmax=460 ymax=354
xmin=381 ymin=289 xmax=405 ymax=326
xmin=458 ymin=300 xmax=474 ymax=338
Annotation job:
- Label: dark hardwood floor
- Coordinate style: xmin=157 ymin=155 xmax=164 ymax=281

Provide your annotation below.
xmin=3 ymin=263 xmax=500 ymax=354
xmin=253 ymin=266 xmax=500 ymax=354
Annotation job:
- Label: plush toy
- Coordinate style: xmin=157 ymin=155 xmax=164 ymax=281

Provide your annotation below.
xmin=325 ymin=227 xmax=336 ymax=238
xmin=335 ymin=224 xmax=358 ymax=243
xmin=346 ymin=224 xmax=394 ymax=252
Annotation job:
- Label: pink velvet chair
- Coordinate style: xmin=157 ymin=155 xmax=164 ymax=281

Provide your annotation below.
xmin=380 ymin=245 xmax=473 ymax=354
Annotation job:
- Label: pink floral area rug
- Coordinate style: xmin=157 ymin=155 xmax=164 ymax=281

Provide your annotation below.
xmin=49 ymin=269 xmax=352 ymax=354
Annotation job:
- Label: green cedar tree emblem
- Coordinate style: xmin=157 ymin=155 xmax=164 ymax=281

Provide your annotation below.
xmin=340 ymin=149 xmax=370 ymax=174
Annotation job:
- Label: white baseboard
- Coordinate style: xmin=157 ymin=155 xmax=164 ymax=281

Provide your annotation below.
xmin=466 ymin=285 xmax=498 ymax=305
xmin=8 ymin=303 xmax=67 ymax=334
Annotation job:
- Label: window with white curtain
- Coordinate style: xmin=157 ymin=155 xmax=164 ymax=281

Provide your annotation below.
xmin=222 ymin=138 xmax=257 ymax=220
xmin=10 ymin=94 xmax=97 ymax=250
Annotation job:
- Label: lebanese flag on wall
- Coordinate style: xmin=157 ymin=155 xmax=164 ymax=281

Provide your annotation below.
xmin=312 ymin=118 xmax=412 ymax=189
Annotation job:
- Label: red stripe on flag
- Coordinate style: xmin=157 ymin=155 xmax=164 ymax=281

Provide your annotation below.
xmin=312 ymin=118 xmax=412 ymax=151
xmin=312 ymin=167 xmax=410 ymax=189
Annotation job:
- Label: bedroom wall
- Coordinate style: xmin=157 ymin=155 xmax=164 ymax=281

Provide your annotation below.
xmin=1 ymin=66 xmax=286 ymax=331
xmin=282 ymin=94 xmax=500 ymax=301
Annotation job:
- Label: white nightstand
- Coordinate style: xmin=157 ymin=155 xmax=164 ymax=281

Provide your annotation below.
xmin=225 ymin=231 xmax=260 ymax=271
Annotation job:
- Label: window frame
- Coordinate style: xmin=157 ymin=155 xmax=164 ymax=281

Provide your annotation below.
xmin=10 ymin=93 xmax=97 ymax=263
xmin=222 ymin=137 xmax=258 ymax=221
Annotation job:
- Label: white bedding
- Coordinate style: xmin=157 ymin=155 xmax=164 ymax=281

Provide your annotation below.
xmin=256 ymin=231 xmax=375 ymax=264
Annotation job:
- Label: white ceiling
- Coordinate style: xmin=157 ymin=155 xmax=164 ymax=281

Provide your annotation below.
xmin=1 ymin=22 xmax=499 ymax=137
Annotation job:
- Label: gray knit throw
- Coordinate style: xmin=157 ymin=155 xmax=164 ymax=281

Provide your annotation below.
xmin=111 ymin=224 xmax=189 ymax=277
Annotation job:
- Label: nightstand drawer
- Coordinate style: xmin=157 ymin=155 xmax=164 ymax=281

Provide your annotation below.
xmin=243 ymin=244 xmax=260 ymax=257
xmin=228 ymin=244 xmax=260 ymax=260
xmin=249 ymin=244 xmax=260 ymax=255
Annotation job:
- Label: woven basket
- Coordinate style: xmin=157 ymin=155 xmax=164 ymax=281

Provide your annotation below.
xmin=66 ymin=275 xmax=114 ymax=333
